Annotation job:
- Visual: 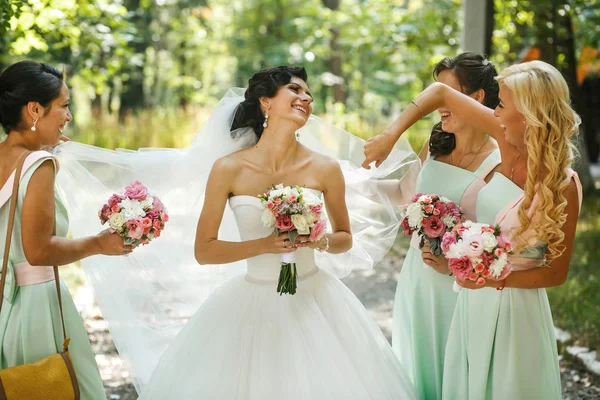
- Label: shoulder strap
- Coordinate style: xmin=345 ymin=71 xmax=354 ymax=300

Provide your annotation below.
xmin=0 ymin=151 xmax=30 ymax=313
xmin=0 ymin=151 xmax=69 ymax=350
xmin=0 ymin=151 xmax=56 ymax=210
xmin=475 ymin=149 xmax=501 ymax=179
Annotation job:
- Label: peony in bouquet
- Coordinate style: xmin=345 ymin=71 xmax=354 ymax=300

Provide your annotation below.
xmin=400 ymin=193 xmax=465 ymax=256
xmin=442 ymin=221 xmax=513 ymax=292
xmin=258 ymin=184 xmax=327 ymax=295
xmin=98 ymin=181 xmax=169 ymax=246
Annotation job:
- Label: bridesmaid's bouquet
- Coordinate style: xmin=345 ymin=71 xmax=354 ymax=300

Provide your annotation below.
xmin=400 ymin=193 xmax=465 ymax=256
xmin=259 ymin=184 xmax=327 ymax=295
xmin=442 ymin=221 xmax=513 ymax=292
xmin=98 ymin=181 xmax=169 ymax=246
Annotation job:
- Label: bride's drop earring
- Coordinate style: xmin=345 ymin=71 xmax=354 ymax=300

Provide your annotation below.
xmin=31 ymin=118 xmax=38 ymax=131
xmin=295 ymin=131 xmax=300 ymax=141
xmin=263 ymin=112 xmax=269 ymax=128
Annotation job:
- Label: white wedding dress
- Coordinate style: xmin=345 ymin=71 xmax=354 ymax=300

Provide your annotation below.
xmin=140 ymin=189 xmax=416 ymax=399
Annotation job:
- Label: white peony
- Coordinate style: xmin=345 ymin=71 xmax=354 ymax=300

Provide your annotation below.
xmin=119 ymin=198 xmax=146 ymax=219
xmin=291 ymin=214 xmax=310 ymax=235
xmin=302 ymin=191 xmax=322 ymax=207
xmin=482 ymin=232 xmax=498 ymax=252
xmin=445 ymin=241 xmax=465 ymax=259
xmin=109 ymin=212 xmax=127 ymax=230
xmin=269 ymin=189 xmax=283 ymax=199
xmin=140 ymin=195 xmax=154 ymax=210
xmin=305 ymin=211 xmax=320 ymax=225
xmin=442 ymin=215 xmax=456 ymax=228
xmin=406 ymin=202 xmax=424 ymax=228
xmin=261 ymin=208 xmax=276 ymax=228
xmin=489 ymin=252 xmax=508 ymax=278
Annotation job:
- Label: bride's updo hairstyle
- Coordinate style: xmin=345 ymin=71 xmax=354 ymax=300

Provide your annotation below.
xmin=0 ymin=60 xmax=64 ymax=134
xmin=231 ymin=66 xmax=308 ymax=139
xmin=429 ymin=52 xmax=499 ymax=156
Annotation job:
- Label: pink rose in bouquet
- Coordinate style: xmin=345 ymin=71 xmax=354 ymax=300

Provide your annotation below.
xmin=442 ymin=221 xmax=514 ymax=292
xmin=258 ymin=184 xmax=329 ymax=295
xmin=399 ymin=193 xmax=465 ymax=256
xmin=98 ymin=181 xmax=168 ymax=247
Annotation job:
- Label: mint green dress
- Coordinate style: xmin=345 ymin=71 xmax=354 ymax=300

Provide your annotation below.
xmin=442 ymin=171 xmax=582 ymax=400
xmin=0 ymin=155 xmax=105 ymax=399
xmin=392 ymin=149 xmax=500 ymax=400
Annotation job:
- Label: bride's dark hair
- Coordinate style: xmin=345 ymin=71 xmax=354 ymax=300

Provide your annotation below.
xmin=231 ymin=66 xmax=308 ymax=139
xmin=429 ymin=52 xmax=499 ymax=156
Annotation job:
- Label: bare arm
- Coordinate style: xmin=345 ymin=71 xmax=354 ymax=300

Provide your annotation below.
xmin=296 ymin=161 xmax=352 ymax=252
xmin=21 ymin=161 xmax=131 ymax=266
xmin=194 ymin=158 xmax=295 ymax=265
xmin=458 ymin=180 xmax=580 ymax=289
xmin=363 ymin=83 xmax=508 ymax=168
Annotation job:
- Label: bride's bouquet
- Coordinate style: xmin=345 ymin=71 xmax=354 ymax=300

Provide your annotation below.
xmin=259 ymin=184 xmax=327 ymax=295
xmin=98 ymin=181 xmax=169 ymax=246
xmin=400 ymin=193 xmax=465 ymax=256
xmin=442 ymin=221 xmax=513 ymax=292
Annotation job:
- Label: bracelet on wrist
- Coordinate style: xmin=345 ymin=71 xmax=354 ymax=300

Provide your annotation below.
xmin=317 ymin=235 xmax=330 ymax=253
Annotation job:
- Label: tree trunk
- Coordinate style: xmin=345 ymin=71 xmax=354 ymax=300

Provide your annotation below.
xmin=322 ymin=0 xmax=346 ymax=103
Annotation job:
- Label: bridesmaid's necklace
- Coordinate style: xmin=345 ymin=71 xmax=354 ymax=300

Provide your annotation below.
xmin=450 ymin=137 xmax=487 ymax=169
xmin=510 ymin=153 xmax=521 ymax=180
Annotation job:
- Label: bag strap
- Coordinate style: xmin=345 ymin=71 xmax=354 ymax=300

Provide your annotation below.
xmin=0 ymin=151 xmax=70 ymax=351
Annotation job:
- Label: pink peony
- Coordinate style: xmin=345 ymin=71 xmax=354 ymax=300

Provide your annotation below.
xmin=448 ymin=256 xmax=472 ymax=279
xmin=462 ymin=233 xmax=484 ymax=258
xmin=401 ymin=218 xmax=413 ymax=236
xmin=125 ymin=181 xmax=149 ymax=200
xmin=99 ymin=204 xmax=112 ymax=223
xmin=310 ymin=205 xmax=322 ymax=215
xmin=309 ymin=220 xmax=327 ymax=242
xmin=146 ymin=210 xmax=159 ymax=220
xmin=160 ymin=212 xmax=169 ymax=223
xmin=125 ymin=219 xmax=144 ymax=239
xmin=481 ymin=252 xmax=495 ymax=267
xmin=423 ymin=216 xmax=446 ymax=238
xmin=435 ymin=201 xmax=447 ymax=215
xmin=152 ymin=197 xmax=165 ymax=213
xmin=441 ymin=232 xmax=457 ymax=253
xmin=275 ymin=215 xmax=294 ymax=232
xmin=108 ymin=194 xmax=123 ymax=208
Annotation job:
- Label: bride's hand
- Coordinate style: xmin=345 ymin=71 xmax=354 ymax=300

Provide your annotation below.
xmin=362 ymin=132 xmax=395 ymax=169
xmin=264 ymin=232 xmax=297 ymax=254
xmin=294 ymin=235 xmax=322 ymax=250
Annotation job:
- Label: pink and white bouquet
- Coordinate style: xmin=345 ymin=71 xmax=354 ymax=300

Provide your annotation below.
xmin=400 ymin=193 xmax=465 ymax=256
xmin=258 ymin=184 xmax=328 ymax=295
xmin=99 ymin=181 xmax=169 ymax=246
xmin=442 ymin=221 xmax=513 ymax=292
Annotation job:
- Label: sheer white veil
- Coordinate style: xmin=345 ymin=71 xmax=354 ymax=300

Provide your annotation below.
xmin=54 ymin=88 xmax=420 ymax=393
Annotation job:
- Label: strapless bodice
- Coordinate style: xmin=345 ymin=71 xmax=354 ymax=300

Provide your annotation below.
xmin=228 ymin=189 xmax=322 ymax=282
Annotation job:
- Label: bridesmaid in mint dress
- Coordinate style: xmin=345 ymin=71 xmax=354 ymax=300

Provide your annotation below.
xmin=367 ymin=53 xmax=501 ymax=399
xmin=0 ymin=61 xmax=132 ymax=399
xmin=365 ymin=60 xmax=582 ymax=400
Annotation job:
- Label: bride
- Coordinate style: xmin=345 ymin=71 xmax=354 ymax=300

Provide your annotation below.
xmin=54 ymin=66 xmax=419 ymax=398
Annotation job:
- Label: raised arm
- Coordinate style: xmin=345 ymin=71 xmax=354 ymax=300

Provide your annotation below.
xmin=363 ymin=82 xmax=506 ymax=169
xmin=194 ymin=157 xmax=295 ymax=265
xmin=21 ymin=160 xmax=132 ymax=266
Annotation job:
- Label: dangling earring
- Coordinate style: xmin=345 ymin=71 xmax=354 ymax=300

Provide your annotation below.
xmin=295 ymin=131 xmax=300 ymax=141
xmin=263 ymin=112 xmax=269 ymax=129
xmin=31 ymin=118 xmax=38 ymax=131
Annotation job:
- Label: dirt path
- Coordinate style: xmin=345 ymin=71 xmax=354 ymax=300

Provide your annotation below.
xmin=86 ymin=249 xmax=600 ymax=399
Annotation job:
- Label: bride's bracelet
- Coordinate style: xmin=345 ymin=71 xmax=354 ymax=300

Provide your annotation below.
xmin=317 ymin=235 xmax=330 ymax=253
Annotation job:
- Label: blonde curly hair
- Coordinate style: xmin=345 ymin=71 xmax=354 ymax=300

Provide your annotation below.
xmin=496 ymin=61 xmax=580 ymax=262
